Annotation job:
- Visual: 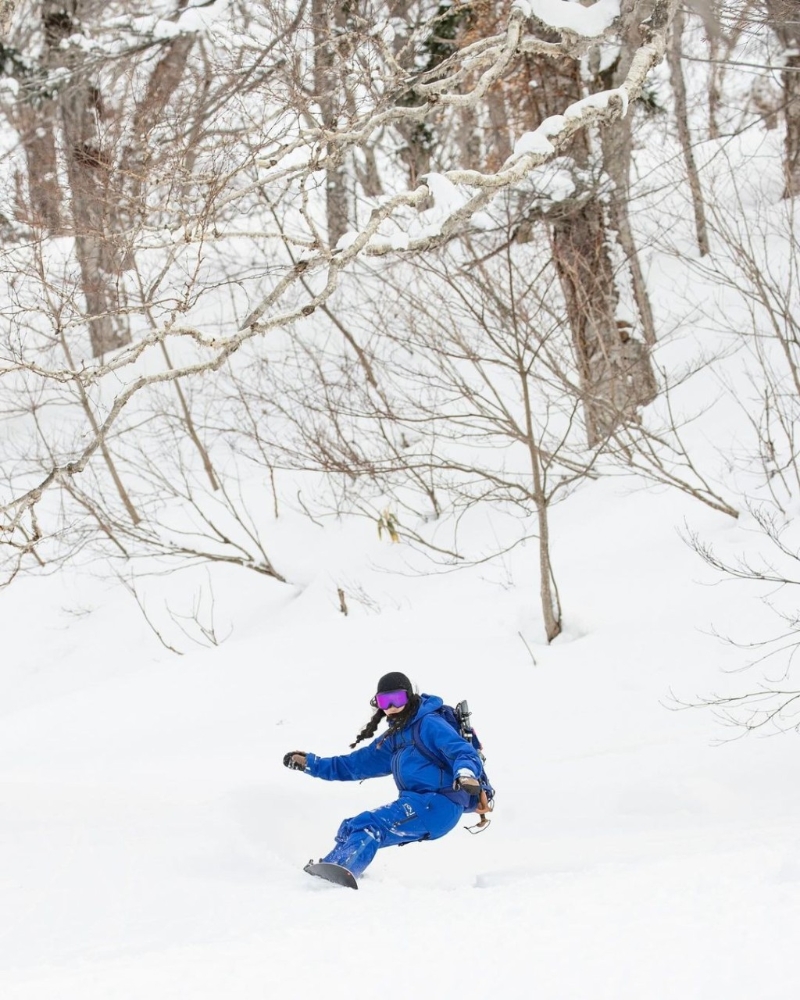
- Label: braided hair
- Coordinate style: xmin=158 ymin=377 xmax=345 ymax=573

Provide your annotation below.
xmin=350 ymin=693 xmax=421 ymax=749
xmin=350 ymin=708 xmax=383 ymax=749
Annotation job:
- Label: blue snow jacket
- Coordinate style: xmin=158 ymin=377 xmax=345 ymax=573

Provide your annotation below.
xmin=304 ymin=694 xmax=483 ymax=809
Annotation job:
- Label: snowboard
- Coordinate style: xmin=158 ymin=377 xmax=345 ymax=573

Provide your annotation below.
xmin=303 ymin=860 xmax=358 ymax=890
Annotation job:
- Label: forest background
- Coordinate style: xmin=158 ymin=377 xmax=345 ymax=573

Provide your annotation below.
xmin=2 ymin=2 xmax=800 ymax=997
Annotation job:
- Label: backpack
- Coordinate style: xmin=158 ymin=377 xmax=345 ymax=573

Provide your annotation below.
xmin=410 ymin=699 xmax=495 ymax=833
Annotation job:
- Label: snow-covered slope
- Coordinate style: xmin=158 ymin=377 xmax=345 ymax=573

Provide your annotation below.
xmin=2 ymin=466 xmax=799 ymax=999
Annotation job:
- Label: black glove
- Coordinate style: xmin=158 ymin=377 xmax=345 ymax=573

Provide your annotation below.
xmin=454 ymin=774 xmax=481 ymax=795
xmin=283 ymin=751 xmax=307 ymax=771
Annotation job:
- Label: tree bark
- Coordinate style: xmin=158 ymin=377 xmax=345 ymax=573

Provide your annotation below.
xmin=12 ymin=100 xmax=62 ymax=230
xmin=122 ymin=31 xmax=196 ymax=219
xmin=42 ymin=0 xmax=130 ymax=356
xmin=598 ymin=0 xmax=659 ymax=341
xmin=0 ymin=0 xmax=19 ymax=37
xmin=59 ymin=333 xmax=140 ymax=525
xmin=550 ymin=204 xmax=625 ymax=446
xmin=312 ymin=0 xmax=350 ymax=246
xmin=392 ymin=3 xmax=474 ymax=187
xmin=520 ymin=358 xmax=561 ymax=642
xmin=767 ymin=0 xmax=800 ymax=197
xmin=527 ymin=53 xmax=656 ymax=446
xmin=668 ymin=7 xmax=710 ymax=254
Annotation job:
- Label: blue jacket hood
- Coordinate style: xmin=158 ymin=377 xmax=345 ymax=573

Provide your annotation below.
xmin=409 ymin=693 xmax=443 ymax=720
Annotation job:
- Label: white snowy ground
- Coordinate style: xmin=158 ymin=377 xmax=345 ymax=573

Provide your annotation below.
xmin=2 ymin=464 xmax=800 ymax=1000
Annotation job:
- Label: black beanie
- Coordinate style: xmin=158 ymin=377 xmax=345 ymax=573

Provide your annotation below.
xmin=376 ymin=672 xmax=413 ymax=694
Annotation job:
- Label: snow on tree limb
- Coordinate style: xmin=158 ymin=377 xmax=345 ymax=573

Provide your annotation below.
xmin=516 ymin=0 xmax=623 ymax=37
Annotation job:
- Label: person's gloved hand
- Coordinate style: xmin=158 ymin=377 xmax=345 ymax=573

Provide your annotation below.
xmin=283 ymin=751 xmax=308 ymax=771
xmin=453 ymin=771 xmax=481 ymax=795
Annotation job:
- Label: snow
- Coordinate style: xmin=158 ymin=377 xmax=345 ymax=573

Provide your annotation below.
xmin=3 ymin=454 xmax=800 ymax=999
xmin=514 ymin=129 xmax=556 ymax=157
xmin=564 ymin=86 xmax=630 ymax=119
xmin=513 ymin=116 xmax=568 ymax=157
xmin=176 ymin=0 xmax=232 ymax=34
xmin=137 ymin=1 xmax=230 ymax=38
xmin=514 ymin=0 xmax=621 ymax=37
xmin=151 ymin=19 xmax=181 ymax=41
xmin=387 ymin=172 xmax=472 ymax=244
xmin=334 ymin=230 xmax=359 ymax=251
xmin=389 ymin=231 xmax=411 ymax=250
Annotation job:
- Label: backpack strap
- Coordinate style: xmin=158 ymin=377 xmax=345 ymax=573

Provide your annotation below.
xmin=409 ymin=717 xmax=471 ymax=806
xmin=409 ymin=717 xmax=448 ymax=771
xmin=411 ymin=709 xmax=494 ymax=833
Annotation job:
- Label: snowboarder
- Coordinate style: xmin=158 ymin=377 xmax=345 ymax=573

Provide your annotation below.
xmin=283 ymin=671 xmax=485 ymax=886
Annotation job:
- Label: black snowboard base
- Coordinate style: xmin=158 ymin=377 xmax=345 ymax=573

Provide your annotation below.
xmin=304 ymin=860 xmax=358 ymax=890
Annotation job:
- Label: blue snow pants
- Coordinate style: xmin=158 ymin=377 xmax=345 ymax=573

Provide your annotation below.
xmin=322 ymin=790 xmax=463 ymax=878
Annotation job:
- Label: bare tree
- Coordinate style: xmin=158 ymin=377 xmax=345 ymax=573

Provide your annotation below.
xmin=310 ymin=0 xmax=352 ymax=245
xmin=224 ymin=194 xmax=723 ymax=641
xmin=37 ymin=1 xmax=134 ymax=354
xmin=221 ymin=234 xmax=591 ymax=641
xmin=667 ymin=5 xmax=710 ymax=255
xmin=0 ymin=0 xmax=682 ymax=586
xmin=682 ymin=505 xmax=800 ymax=737
xmin=595 ymin=0 xmax=660 ymax=340
xmin=766 ymin=0 xmax=800 ymax=197
xmin=683 ymin=164 xmax=800 ymax=501
xmin=669 ymin=136 xmax=800 ymax=734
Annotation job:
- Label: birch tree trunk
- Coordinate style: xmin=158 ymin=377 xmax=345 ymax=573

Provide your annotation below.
xmin=598 ymin=0 xmax=659 ymax=341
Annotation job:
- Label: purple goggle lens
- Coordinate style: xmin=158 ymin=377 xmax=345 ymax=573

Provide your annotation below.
xmin=375 ymin=689 xmax=409 ymax=710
